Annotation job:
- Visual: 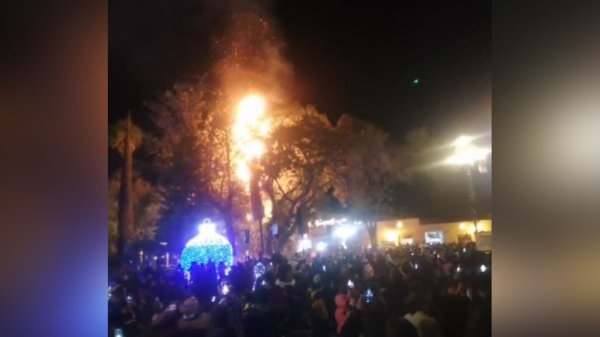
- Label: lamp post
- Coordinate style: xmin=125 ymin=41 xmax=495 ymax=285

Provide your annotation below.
xmin=446 ymin=135 xmax=490 ymax=233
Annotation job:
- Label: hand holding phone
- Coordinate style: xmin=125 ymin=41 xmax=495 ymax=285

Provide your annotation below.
xmin=363 ymin=288 xmax=374 ymax=304
xmin=220 ymin=283 xmax=230 ymax=295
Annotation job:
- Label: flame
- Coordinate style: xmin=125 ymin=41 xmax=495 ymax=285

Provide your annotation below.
xmin=232 ymin=94 xmax=271 ymax=182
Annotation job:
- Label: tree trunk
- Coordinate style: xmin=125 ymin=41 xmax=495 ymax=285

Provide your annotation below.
xmin=222 ymin=125 xmax=237 ymax=258
xmin=117 ymin=113 xmax=134 ymax=261
xmin=367 ymin=221 xmax=378 ymax=249
xmin=276 ymin=216 xmax=299 ymax=253
xmin=222 ymin=208 xmax=237 ymax=258
xmin=265 ymin=219 xmax=274 ymax=255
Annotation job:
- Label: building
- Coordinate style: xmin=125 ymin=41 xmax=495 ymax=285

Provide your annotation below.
xmin=376 ymin=218 xmax=492 ymax=249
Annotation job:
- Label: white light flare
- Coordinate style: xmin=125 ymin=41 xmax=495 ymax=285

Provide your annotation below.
xmin=446 ymin=135 xmax=491 ymax=166
xmin=334 ymin=225 xmax=358 ymax=248
xmin=297 ymin=234 xmax=313 ymax=252
xmin=315 ymin=241 xmax=328 ymax=252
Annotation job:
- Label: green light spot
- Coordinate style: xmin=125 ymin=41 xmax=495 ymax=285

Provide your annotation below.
xmin=412 ymin=78 xmax=420 ymax=85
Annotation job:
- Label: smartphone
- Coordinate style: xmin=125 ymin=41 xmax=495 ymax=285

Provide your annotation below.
xmin=322 ymin=265 xmax=327 ymax=272
xmin=220 ymin=283 xmax=230 ymax=296
xmin=114 ymin=328 xmax=124 ymax=337
xmin=414 ymin=263 xmax=419 ymax=270
xmin=347 ymin=279 xmax=354 ymax=289
xmin=364 ymin=288 xmax=374 ymax=304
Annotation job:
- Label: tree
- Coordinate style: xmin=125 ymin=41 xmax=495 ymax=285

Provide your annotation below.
xmin=108 ymin=171 xmax=164 ymax=256
xmin=148 ymin=80 xmax=248 ymax=254
xmin=109 ymin=115 xmax=144 ymax=258
xmin=259 ymin=104 xmax=342 ymax=253
xmin=332 ymin=115 xmax=404 ymax=246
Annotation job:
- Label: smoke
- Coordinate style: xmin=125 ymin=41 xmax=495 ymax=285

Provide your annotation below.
xmin=210 ymin=0 xmax=294 ymax=105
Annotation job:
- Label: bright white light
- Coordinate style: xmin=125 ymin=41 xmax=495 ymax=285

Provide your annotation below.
xmin=334 ymin=225 xmax=357 ymax=241
xmin=384 ymin=230 xmax=399 ymax=245
xmin=246 ymin=140 xmax=265 ymax=159
xmin=347 ymin=279 xmax=354 ymax=288
xmin=221 ymin=284 xmax=229 ymax=295
xmin=456 ymin=266 xmax=462 ymax=273
xmin=297 ymin=234 xmax=312 ymax=252
xmin=235 ymin=163 xmax=251 ymax=182
xmin=237 ymin=95 xmax=265 ymax=124
xmin=396 ymin=221 xmax=403 ymax=228
xmin=315 ymin=241 xmax=328 ymax=252
xmin=480 ymin=264 xmax=487 ymax=272
xmin=454 ymin=135 xmax=473 ymax=148
xmin=446 ymin=135 xmax=490 ymax=165
xmin=459 ymin=223 xmax=466 ymax=230
xmin=446 ymin=148 xmax=490 ymax=165
xmin=334 ymin=225 xmax=357 ymax=249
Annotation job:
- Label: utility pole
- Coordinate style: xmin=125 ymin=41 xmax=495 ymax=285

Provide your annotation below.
xmin=466 ymin=165 xmax=478 ymax=232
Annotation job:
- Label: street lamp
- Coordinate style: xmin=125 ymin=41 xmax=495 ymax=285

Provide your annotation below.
xmin=446 ymin=135 xmax=490 ymax=234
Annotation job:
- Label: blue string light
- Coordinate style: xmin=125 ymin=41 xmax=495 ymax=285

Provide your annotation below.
xmin=180 ymin=219 xmax=234 ymax=271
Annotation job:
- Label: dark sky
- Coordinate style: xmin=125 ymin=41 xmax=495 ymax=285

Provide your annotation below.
xmin=109 ymin=0 xmax=490 ymax=142
xmin=109 ymin=0 xmax=491 ymax=221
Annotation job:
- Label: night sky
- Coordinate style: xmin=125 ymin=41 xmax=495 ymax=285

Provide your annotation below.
xmin=109 ymin=0 xmax=491 ymax=221
xmin=109 ymin=0 xmax=490 ymax=141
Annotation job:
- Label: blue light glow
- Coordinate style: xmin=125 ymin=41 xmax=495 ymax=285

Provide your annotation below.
xmin=180 ymin=219 xmax=234 ymax=271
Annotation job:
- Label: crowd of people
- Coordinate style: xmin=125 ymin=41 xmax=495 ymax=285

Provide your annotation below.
xmin=108 ymin=243 xmax=491 ymax=337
